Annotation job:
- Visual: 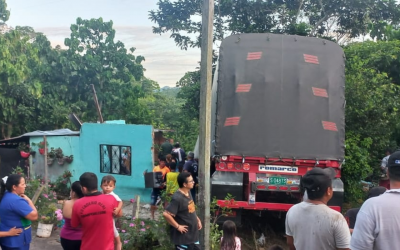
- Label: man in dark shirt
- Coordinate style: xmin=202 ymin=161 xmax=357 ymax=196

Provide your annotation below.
xmin=345 ymin=186 xmax=386 ymax=233
xmin=160 ymin=138 xmax=173 ymax=158
xmin=183 ymin=152 xmax=198 ymax=203
xmin=163 ymin=172 xmax=202 ymax=250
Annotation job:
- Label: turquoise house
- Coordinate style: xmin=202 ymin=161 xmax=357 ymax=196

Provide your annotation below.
xmin=29 ymin=122 xmax=154 ymax=202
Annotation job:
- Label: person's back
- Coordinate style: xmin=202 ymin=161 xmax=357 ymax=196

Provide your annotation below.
xmin=161 ymin=140 xmax=173 ymax=157
xmin=350 ymin=191 xmax=400 ymax=250
xmin=72 ymin=194 xmax=117 ymax=250
xmin=286 ymin=201 xmax=349 ymax=250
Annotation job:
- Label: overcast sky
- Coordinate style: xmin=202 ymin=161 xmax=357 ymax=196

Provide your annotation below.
xmin=6 ymin=0 xmax=200 ymax=87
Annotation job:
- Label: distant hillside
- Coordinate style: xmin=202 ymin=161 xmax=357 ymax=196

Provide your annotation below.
xmin=159 ymin=86 xmax=180 ymax=98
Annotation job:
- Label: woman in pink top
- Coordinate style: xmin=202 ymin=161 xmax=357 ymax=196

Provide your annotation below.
xmin=60 ymin=181 xmax=84 ymax=250
xmin=220 ymin=220 xmax=241 ymax=250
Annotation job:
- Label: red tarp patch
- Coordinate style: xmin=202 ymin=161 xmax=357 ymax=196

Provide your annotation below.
xmin=236 ymin=84 xmax=252 ymax=93
xmin=322 ymin=121 xmax=338 ymax=131
xmin=224 ymin=117 xmax=241 ymax=126
xmin=304 ymin=54 xmax=319 ymax=64
xmin=312 ymin=87 xmax=328 ymax=97
xmin=247 ymin=52 xmax=262 ymax=60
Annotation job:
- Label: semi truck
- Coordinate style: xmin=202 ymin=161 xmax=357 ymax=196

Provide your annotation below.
xmin=198 ymin=33 xmax=345 ymax=223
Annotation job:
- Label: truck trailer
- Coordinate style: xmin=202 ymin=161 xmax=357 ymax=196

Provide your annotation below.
xmin=198 ymin=33 xmax=345 ymax=223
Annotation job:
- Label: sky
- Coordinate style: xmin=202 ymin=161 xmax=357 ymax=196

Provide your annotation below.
xmin=6 ymin=0 xmax=200 ymax=87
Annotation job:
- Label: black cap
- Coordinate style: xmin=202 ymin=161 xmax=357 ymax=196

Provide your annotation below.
xmin=387 ymin=150 xmax=400 ymax=169
xmin=367 ymin=186 xmax=386 ymax=199
xmin=301 ymin=168 xmax=336 ymax=194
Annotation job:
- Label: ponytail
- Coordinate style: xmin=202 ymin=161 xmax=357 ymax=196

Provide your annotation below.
xmin=0 ymin=174 xmax=23 ymax=202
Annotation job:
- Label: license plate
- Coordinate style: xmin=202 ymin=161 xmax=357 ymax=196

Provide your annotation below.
xmin=269 ymin=177 xmax=287 ymax=185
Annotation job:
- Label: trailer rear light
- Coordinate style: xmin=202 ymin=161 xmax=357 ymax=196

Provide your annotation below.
xmin=243 ymin=163 xmax=250 ymax=170
xmin=218 ymin=162 xmax=226 ymax=169
xmin=268 ymin=185 xmax=277 ymax=190
xmin=290 ymin=186 xmax=300 ymax=191
xmin=227 ymin=162 xmax=234 ymax=169
xmin=235 ymin=163 xmax=243 ymax=170
xmin=257 ymin=185 xmax=266 ymax=190
xmin=307 ymin=167 xmax=313 ymax=171
xmin=279 ymin=186 xmax=289 ymax=191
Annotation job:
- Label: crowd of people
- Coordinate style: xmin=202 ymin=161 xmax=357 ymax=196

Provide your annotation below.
xmin=1 ymin=138 xmax=398 ymax=250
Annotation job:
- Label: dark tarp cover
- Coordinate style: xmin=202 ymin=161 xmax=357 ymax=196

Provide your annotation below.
xmin=214 ymin=33 xmax=345 ymax=161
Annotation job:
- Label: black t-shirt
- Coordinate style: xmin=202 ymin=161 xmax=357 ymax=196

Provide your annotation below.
xmin=345 ymin=208 xmax=360 ymax=229
xmin=183 ymin=160 xmax=198 ymax=183
xmin=165 ymin=191 xmax=199 ymax=245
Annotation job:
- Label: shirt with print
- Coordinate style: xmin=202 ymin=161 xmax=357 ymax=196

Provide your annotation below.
xmin=183 ymin=160 xmax=198 ymax=184
xmin=165 ymin=190 xmax=199 ymax=245
xmin=351 ymin=189 xmax=400 ymax=250
xmin=286 ymin=201 xmax=350 ymax=250
xmin=0 ymin=192 xmax=33 ymax=248
xmin=72 ymin=193 xmax=118 ymax=250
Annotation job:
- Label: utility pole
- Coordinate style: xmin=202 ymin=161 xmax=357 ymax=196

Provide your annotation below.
xmin=198 ymin=0 xmax=214 ymax=249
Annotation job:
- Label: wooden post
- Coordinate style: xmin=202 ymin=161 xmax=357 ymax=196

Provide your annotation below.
xmin=131 ymin=195 xmax=140 ymax=219
xmin=28 ymin=155 xmax=32 ymax=179
xmin=91 ymin=84 xmax=104 ymax=123
xmin=198 ymin=0 xmax=214 ymax=249
xmin=43 ymin=136 xmax=48 ymax=191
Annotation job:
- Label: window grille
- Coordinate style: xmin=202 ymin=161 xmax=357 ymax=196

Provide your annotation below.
xmin=100 ymin=145 xmax=131 ymax=175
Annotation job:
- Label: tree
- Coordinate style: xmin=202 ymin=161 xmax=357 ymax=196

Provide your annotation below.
xmin=63 ymin=17 xmax=145 ymax=121
xmin=149 ymin=0 xmax=400 ymax=50
xmin=0 ymin=30 xmax=41 ymax=138
xmin=176 ymin=71 xmax=201 ymax=121
xmin=0 ymin=0 xmax=10 ymax=24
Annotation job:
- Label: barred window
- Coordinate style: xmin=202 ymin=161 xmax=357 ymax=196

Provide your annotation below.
xmin=100 ymin=145 xmax=131 ymax=175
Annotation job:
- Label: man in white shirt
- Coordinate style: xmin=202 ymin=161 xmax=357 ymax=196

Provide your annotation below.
xmin=351 ymin=150 xmax=400 ymax=250
xmin=285 ymin=167 xmax=350 ymax=250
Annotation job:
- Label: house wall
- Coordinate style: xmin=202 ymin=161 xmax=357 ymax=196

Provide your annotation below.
xmin=30 ymin=123 xmax=154 ymax=202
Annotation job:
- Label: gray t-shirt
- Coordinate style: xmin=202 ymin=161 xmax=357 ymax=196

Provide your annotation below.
xmin=350 ymin=190 xmax=400 ymax=250
xmin=286 ymin=201 xmax=350 ymax=250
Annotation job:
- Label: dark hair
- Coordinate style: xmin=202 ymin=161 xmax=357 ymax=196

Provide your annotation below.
xmin=388 ymin=165 xmax=400 ymax=182
xmin=221 ymin=220 xmax=238 ymax=250
xmin=0 ymin=174 xmax=24 ymax=202
xmin=79 ymin=172 xmax=98 ymax=192
xmin=177 ymin=172 xmax=191 ymax=188
xmin=101 ymin=175 xmax=116 ymax=185
xmin=159 ymin=156 xmax=166 ymax=162
xmin=71 ymin=181 xmax=84 ymax=198
xmin=386 ymin=148 xmax=393 ymax=154
xmin=268 ymin=245 xmax=284 ymax=250
xmin=174 ymin=143 xmax=180 ymax=148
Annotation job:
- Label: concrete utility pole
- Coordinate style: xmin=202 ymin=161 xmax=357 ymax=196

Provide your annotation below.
xmin=198 ymin=0 xmax=214 ymax=249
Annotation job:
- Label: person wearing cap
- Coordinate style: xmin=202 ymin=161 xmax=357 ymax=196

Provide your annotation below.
xmin=350 ymin=150 xmax=400 ymax=250
xmin=379 ymin=148 xmax=392 ymax=189
xmin=183 ymin=152 xmax=198 ymax=203
xmin=285 ymin=168 xmax=351 ymax=250
xmin=345 ymin=186 xmax=386 ymax=234
xmin=173 ymin=143 xmax=186 ymax=172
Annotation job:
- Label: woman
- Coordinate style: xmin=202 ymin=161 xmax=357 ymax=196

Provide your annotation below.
xmin=0 ymin=174 xmax=38 ymax=250
xmin=60 ymin=181 xmax=84 ymax=250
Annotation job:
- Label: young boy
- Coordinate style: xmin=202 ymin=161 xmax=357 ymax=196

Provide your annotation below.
xmin=101 ymin=175 xmax=123 ymax=250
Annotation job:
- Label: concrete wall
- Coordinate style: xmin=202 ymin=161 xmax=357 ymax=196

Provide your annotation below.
xmin=29 ymin=123 xmax=154 ymax=202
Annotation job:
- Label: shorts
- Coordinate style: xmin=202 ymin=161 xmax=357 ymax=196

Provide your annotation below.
xmin=175 ymin=243 xmax=201 ymax=250
xmin=150 ymin=188 xmax=162 ymax=206
xmin=113 ymin=219 xmax=119 ymax=237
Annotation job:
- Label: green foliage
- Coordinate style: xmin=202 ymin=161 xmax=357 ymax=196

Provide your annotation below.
xmin=120 ymin=218 xmax=157 ymax=249
xmin=0 ymin=0 xmax=10 ymax=23
xmin=343 ymin=134 xmax=373 ymax=202
xmin=209 ymin=194 xmax=234 ymax=250
xmin=51 ymin=170 xmax=72 ymax=198
xmin=37 ymin=192 xmax=59 ymax=224
xmin=149 ymin=0 xmax=400 ymax=49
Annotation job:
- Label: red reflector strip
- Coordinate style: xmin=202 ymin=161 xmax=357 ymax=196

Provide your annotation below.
xmin=290 ymin=186 xmax=300 ymax=191
xmin=268 ymin=185 xmax=277 ymax=190
xmin=322 ymin=121 xmax=338 ymax=131
xmin=224 ymin=117 xmax=241 ymax=126
xmin=304 ymin=54 xmax=319 ymax=64
xmin=312 ymin=87 xmax=328 ymax=98
xmin=247 ymin=52 xmax=262 ymax=60
xmin=236 ymin=84 xmax=252 ymax=93
xmin=257 ymin=185 xmax=266 ymax=190
xmin=279 ymin=186 xmax=289 ymax=191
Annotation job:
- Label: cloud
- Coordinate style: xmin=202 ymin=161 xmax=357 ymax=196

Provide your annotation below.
xmin=34 ymin=25 xmax=200 ymax=86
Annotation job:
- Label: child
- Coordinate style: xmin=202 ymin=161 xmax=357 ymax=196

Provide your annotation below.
xmin=101 ymin=175 xmax=123 ymax=250
xmin=221 ymin=220 xmax=241 ymax=250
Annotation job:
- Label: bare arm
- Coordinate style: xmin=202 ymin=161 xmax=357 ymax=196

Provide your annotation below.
xmin=286 ymin=236 xmax=296 ymax=250
xmin=0 ymin=227 xmax=22 ymax=237
xmin=113 ymin=201 xmax=124 ymax=216
xmin=163 ymin=211 xmax=188 ymax=234
xmin=20 ymin=194 xmax=38 ymax=221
